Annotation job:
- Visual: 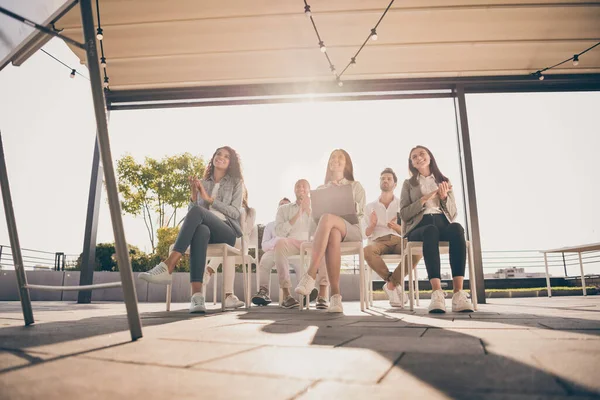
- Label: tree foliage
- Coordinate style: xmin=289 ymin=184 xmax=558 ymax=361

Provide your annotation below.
xmin=117 ymin=153 xmax=205 ymax=252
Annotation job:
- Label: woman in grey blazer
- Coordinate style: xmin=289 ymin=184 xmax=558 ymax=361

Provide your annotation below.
xmin=400 ymin=145 xmax=474 ymax=314
xmin=140 ymin=146 xmax=244 ymax=313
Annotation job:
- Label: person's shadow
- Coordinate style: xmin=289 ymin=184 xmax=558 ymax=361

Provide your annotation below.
xmin=234 ymin=301 xmax=600 ymax=399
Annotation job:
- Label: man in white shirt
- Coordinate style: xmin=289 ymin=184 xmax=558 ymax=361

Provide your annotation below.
xmin=364 ymin=168 xmax=420 ymax=307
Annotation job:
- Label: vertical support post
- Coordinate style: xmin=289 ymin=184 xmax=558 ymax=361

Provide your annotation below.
xmin=78 ymin=139 xmax=103 ymax=303
xmin=79 ymin=0 xmax=142 ymax=340
xmin=0 ymin=130 xmax=34 ymax=325
xmin=562 ymin=252 xmax=567 ymax=277
xmin=453 ymin=86 xmax=486 ymax=304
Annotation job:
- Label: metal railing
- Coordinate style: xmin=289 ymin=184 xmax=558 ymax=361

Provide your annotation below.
xmin=0 ymin=245 xmax=79 ymax=271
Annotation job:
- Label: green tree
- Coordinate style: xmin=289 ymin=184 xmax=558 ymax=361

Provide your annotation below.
xmin=117 ymin=153 xmax=205 ymax=252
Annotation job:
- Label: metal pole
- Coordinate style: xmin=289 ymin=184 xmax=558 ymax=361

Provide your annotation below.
xmin=0 ymin=130 xmax=34 ymax=324
xmin=79 ymin=0 xmax=142 ymax=340
xmin=453 ymin=86 xmax=486 ymax=304
xmin=78 ymin=138 xmax=103 ymax=303
xmin=562 ymin=252 xmax=567 ymax=277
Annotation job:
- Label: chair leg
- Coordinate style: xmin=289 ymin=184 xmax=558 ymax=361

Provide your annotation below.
xmin=578 ymin=252 xmax=587 ymax=296
xmin=213 ymin=270 xmax=218 ymax=305
xmin=359 ymin=247 xmax=365 ymax=312
xmin=166 ymin=283 xmax=172 ymax=312
xmin=415 ymin=266 xmax=420 ymax=306
xmin=221 ymin=248 xmax=227 ymax=312
xmin=400 ymin=253 xmax=406 ymax=310
xmin=299 ymin=248 xmax=305 ymax=311
xmin=408 ymin=247 xmax=414 ymax=311
xmin=467 ymin=242 xmax=478 ymax=311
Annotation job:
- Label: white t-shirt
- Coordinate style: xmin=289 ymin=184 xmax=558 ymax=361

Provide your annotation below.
xmin=209 ymin=182 xmax=227 ymax=220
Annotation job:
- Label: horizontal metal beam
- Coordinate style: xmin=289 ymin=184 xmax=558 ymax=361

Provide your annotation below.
xmin=107 ymin=74 xmax=600 ymax=110
xmin=110 ymin=92 xmax=453 ymax=111
xmin=26 ymin=282 xmax=123 ymax=291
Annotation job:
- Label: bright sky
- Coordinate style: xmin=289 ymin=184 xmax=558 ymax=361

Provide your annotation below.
xmin=1 ymin=39 xmax=599 ymax=275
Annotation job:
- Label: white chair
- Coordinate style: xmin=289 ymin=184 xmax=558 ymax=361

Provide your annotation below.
xmin=298 ymin=241 xmax=369 ymax=311
xmin=210 ymin=225 xmax=258 ymax=305
xmin=165 ymin=233 xmax=252 ymax=312
xmin=400 ymin=226 xmax=478 ymax=312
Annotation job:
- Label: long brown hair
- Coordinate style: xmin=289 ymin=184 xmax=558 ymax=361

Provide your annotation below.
xmin=324 ymin=149 xmax=355 ymax=184
xmin=204 ymin=146 xmax=243 ymax=181
xmin=242 ymin=184 xmax=251 ymax=215
xmin=408 ymin=145 xmax=449 ymax=186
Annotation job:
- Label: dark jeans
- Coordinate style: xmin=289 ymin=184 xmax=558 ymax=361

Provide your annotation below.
xmin=173 ymin=206 xmax=236 ymax=282
xmin=407 ymin=214 xmax=466 ymax=280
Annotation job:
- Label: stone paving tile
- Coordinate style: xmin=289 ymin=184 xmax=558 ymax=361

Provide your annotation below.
xmin=195 ymin=345 xmax=401 ymax=383
xmin=531 ymin=329 xmax=600 ymax=340
xmin=0 ymin=356 xmax=313 ymax=400
xmin=341 ymin=335 xmax=485 ymax=355
xmin=387 ymin=353 xmax=569 ymax=395
xmin=423 ymin=327 xmax=543 ymax=341
xmin=81 ymin=338 xmax=262 ymax=368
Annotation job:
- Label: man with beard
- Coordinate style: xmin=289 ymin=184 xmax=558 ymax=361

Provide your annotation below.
xmin=364 ymin=168 xmax=421 ymax=307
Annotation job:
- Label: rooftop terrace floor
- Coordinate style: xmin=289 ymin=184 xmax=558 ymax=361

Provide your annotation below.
xmin=1 ymin=296 xmax=599 ymax=399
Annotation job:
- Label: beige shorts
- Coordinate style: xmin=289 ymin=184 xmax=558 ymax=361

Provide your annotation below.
xmin=342 ymin=221 xmax=362 ymax=242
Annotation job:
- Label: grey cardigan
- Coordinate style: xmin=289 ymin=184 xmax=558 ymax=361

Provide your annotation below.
xmin=188 ymin=174 xmax=244 ymax=237
xmin=399 ymin=177 xmax=458 ymax=236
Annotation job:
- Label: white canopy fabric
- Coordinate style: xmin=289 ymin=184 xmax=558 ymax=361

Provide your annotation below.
xmin=56 ymin=0 xmax=600 ymax=91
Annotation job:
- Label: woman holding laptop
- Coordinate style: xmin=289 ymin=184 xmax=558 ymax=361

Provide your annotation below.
xmin=295 ymin=149 xmax=366 ymax=313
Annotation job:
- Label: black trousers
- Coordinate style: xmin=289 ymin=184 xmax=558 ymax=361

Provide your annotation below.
xmin=407 ymin=214 xmax=466 ymax=280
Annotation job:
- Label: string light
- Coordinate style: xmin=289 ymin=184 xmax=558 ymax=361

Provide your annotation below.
xmin=371 ymin=29 xmax=378 ymax=41
xmin=303 ymin=0 xmax=395 ymax=86
xmin=39 ymin=49 xmax=89 ymax=80
xmin=96 ymin=0 xmax=111 ymax=91
xmin=319 ymin=41 xmax=326 ymax=53
xmin=531 ymin=42 xmax=599 ymax=80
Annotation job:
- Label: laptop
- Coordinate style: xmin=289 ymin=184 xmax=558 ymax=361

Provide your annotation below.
xmin=310 ymin=183 xmax=359 ymax=225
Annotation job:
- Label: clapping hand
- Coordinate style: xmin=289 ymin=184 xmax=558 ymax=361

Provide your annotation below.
xmin=438 ymin=181 xmax=452 ymax=201
xmin=387 ymin=217 xmax=401 ymax=234
xmin=369 ymin=211 xmax=378 ymax=228
xmin=299 ymin=195 xmax=311 ymax=215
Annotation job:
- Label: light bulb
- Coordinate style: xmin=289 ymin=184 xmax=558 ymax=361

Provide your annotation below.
xmin=371 ymin=29 xmax=378 ymax=41
xmin=100 ymin=57 xmax=107 ymax=67
xmin=96 ymin=28 xmax=103 ymax=41
xmin=538 ymin=73 xmax=544 ymax=81
xmin=70 ymin=69 xmax=76 ymax=79
xmin=103 ymin=77 xmax=109 ymax=88
xmin=572 ymin=55 xmax=579 ymax=66
xmin=350 ymin=57 xmax=356 ymax=67
xmin=330 ymin=65 xmax=337 ymax=75
xmin=319 ymin=41 xmax=326 ymax=53
xmin=304 ymin=4 xmax=311 ymax=18
xmin=337 ymin=78 xmax=343 ymax=87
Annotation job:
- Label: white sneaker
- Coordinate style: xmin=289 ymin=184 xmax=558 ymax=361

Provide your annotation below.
xmin=294 ymin=274 xmax=316 ymax=296
xmin=452 ymin=290 xmax=474 ymax=312
xmin=428 ymin=289 xmax=446 ymax=313
xmin=327 ymin=294 xmax=344 ymax=313
xmin=139 ymin=262 xmax=172 ymax=285
xmin=189 ymin=292 xmax=206 ymax=313
xmin=224 ymin=294 xmax=245 ymax=309
xmin=395 ymin=287 xmax=409 ymax=305
xmin=383 ymin=283 xmax=402 ymax=308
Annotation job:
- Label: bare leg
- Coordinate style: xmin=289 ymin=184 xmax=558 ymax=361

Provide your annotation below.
xmin=430 ymin=278 xmax=442 ymax=291
xmin=307 ymin=214 xmax=347 ymax=278
xmin=164 ymin=251 xmax=183 ymax=273
xmin=282 ymin=287 xmax=291 ymax=298
xmin=453 ymin=276 xmax=464 ymax=292
xmin=319 ymin=285 xmax=327 ymax=298
xmin=191 ymin=281 xmax=203 ymax=295
xmin=325 ymin=228 xmax=343 ymax=295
